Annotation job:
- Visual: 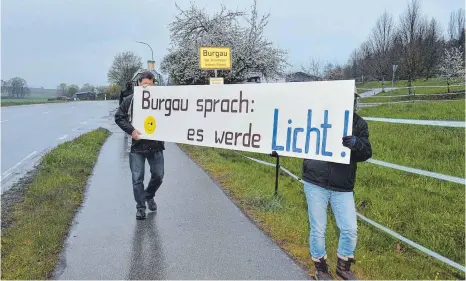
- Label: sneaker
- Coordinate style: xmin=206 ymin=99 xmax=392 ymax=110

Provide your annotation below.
xmin=312 ymin=255 xmax=334 ymax=280
xmin=336 ymin=254 xmax=358 ymax=280
xmin=146 ymin=198 xmax=157 ymax=212
xmin=136 ymin=208 xmax=146 ymax=220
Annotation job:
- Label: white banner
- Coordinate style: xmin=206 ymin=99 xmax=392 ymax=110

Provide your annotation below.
xmin=132 ymin=80 xmax=355 ymax=164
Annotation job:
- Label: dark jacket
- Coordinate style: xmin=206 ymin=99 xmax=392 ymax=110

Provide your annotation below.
xmin=115 ymin=94 xmax=165 ymax=153
xmin=119 ymin=88 xmax=133 ymax=105
xmin=302 ymin=113 xmax=372 ymax=192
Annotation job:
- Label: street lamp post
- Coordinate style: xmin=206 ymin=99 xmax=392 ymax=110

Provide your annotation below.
xmin=135 ymin=41 xmax=154 ymax=61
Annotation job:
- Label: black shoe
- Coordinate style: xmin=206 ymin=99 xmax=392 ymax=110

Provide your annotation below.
xmin=146 ymin=198 xmax=157 ymax=212
xmin=136 ymin=209 xmax=146 ymax=220
xmin=336 ymin=255 xmax=358 ymax=280
xmin=312 ymin=255 xmax=334 ymax=280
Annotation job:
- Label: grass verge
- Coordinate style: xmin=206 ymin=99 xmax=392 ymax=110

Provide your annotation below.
xmin=1 ymin=128 xmax=110 ymax=280
xmin=358 ymin=100 xmax=465 ymax=121
xmin=181 ymin=145 xmax=464 ymax=280
xmin=179 ymin=101 xmax=465 ymax=279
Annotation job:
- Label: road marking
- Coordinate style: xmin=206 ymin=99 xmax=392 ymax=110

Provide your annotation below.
xmin=1 ymin=120 xmax=8 ymax=123
xmin=58 ymin=135 xmax=68 ymax=140
xmin=1 ymin=151 xmax=38 ymax=180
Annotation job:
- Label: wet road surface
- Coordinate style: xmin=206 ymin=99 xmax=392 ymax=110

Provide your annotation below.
xmin=53 ymin=128 xmax=310 ymax=279
xmin=0 ymin=101 xmax=118 ymax=193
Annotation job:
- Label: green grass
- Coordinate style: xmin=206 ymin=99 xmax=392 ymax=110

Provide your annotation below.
xmin=179 ymin=101 xmax=465 ymax=279
xmin=181 ymin=145 xmax=464 ymax=280
xmin=0 ymin=98 xmax=65 ymax=107
xmin=358 ymin=100 xmax=465 ymax=121
xmin=1 ymin=128 xmax=110 ymax=280
xmin=358 ymin=78 xmax=464 ymax=90
xmin=374 ymin=84 xmax=465 ymax=97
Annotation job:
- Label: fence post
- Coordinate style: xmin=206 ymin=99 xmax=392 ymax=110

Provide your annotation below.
xmin=270 ymin=151 xmax=280 ymax=197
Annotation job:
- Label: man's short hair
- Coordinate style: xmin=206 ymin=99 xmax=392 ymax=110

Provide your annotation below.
xmin=138 ymin=71 xmax=155 ymax=82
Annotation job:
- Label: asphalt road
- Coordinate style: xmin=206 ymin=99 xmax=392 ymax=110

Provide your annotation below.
xmin=52 ymin=130 xmax=310 ymax=279
xmin=0 ymin=100 xmax=119 ymax=193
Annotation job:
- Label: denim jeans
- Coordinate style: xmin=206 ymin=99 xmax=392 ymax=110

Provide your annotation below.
xmin=129 ymin=151 xmax=164 ymax=210
xmin=303 ymin=181 xmax=358 ymax=258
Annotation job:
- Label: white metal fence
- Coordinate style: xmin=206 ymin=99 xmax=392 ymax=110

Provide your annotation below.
xmin=237 ymin=116 xmax=465 ymax=273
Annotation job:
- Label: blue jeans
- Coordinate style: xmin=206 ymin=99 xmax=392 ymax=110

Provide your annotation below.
xmin=129 ymin=151 xmax=164 ymax=210
xmin=303 ymin=182 xmax=358 ymax=258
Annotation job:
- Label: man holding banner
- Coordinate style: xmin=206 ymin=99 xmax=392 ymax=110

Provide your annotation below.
xmin=115 ymin=71 xmax=165 ymax=220
xmin=302 ymin=90 xmax=372 ymax=280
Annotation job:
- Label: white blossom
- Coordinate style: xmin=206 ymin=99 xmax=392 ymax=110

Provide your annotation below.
xmin=438 ymin=47 xmax=465 ymax=78
xmin=161 ymin=0 xmax=289 ymax=85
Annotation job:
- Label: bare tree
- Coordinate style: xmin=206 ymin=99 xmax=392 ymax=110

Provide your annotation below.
xmin=359 ymin=40 xmax=376 ymax=82
xmin=448 ymin=8 xmax=465 ymax=55
xmin=369 ymin=11 xmax=394 ymax=90
xmin=325 ymin=64 xmax=344 ymax=80
xmin=448 ymin=8 xmax=465 ymax=42
xmin=108 ymin=51 xmax=143 ymax=86
xmin=57 ymin=83 xmax=67 ymax=96
xmin=301 ymin=58 xmax=323 ymax=79
xmin=421 ymin=18 xmax=443 ymax=79
xmin=398 ymin=0 xmax=427 ymax=91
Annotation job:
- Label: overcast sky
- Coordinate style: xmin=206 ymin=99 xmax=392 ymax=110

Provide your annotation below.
xmin=1 ymin=0 xmax=463 ymax=88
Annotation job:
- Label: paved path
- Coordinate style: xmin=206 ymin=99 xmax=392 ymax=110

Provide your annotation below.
xmin=358 ymin=87 xmax=398 ymax=98
xmin=53 ymin=121 xmax=310 ymax=279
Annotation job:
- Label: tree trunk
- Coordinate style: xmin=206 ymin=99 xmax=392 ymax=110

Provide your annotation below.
xmin=408 ymin=79 xmax=412 ymax=95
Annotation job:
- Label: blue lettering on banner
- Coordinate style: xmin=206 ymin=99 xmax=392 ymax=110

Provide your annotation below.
xmin=271 ymin=108 xmax=349 ymax=158
xmin=320 ymin=110 xmax=332 ymax=157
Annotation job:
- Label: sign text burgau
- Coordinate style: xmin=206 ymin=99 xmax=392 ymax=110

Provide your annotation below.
xmin=199 ymin=47 xmax=231 ymax=69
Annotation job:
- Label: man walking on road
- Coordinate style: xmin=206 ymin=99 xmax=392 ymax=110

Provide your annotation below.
xmin=301 ymin=89 xmax=372 ymax=280
xmin=115 ymin=71 xmax=165 ymax=220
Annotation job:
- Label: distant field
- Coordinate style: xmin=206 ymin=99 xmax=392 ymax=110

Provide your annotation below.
xmin=0 ymin=87 xmax=58 ymax=100
xmin=0 ymin=98 xmax=64 ymax=107
xmin=29 ymin=87 xmax=58 ymax=98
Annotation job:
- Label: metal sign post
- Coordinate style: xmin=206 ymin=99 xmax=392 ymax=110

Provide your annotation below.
xmin=270 ymin=151 xmax=280 ymax=197
xmin=392 ymin=64 xmax=398 ymax=89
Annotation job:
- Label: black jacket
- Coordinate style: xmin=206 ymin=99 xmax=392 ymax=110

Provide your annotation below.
xmin=302 ymin=113 xmax=372 ymax=192
xmin=115 ymin=94 xmax=165 ymax=153
xmin=119 ymin=88 xmax=133 ymax=105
